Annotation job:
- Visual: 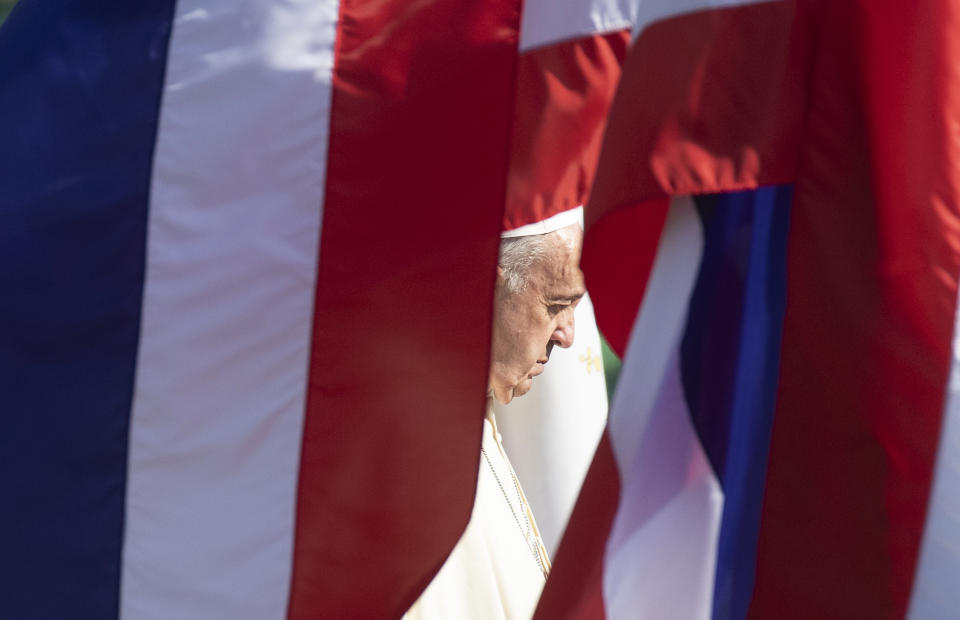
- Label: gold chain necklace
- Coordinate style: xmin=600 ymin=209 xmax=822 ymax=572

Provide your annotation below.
xmin=480 ymin=446 xmax=548 ymax=577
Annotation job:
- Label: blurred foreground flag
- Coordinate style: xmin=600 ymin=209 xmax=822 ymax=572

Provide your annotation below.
xmin=0 ymin=1 xmax=522 ymax=618
xmin=537 ymin=1 xmax=960 ymax=619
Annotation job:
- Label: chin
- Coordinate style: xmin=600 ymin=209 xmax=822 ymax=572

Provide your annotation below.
xmin=512 ymin=378 xmax=534 ymax=398
xmin=491 ymin=385 xmax=513 ymax=405
xmin=491 ymin=376 xmax=533 ymax=405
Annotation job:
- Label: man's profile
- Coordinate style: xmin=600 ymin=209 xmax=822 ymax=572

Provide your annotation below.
xmin=490 ymin=222 xmax=586 ymax=404
xmin=405 ymin=208 xmax=585 ymax=620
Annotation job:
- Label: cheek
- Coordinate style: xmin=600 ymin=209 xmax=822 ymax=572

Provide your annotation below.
xmin=519 ymin=324 xmax=552 ymax=361
xmin=493 ymin=296 xmax=552 ymax=376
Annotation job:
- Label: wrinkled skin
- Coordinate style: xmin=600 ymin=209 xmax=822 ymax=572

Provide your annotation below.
xmin=489 ymin=225 xmax=586 ymax=404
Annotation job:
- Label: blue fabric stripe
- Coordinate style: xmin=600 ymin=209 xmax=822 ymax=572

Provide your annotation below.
xmin=680 ymin=187 xmax=792 ymax=620
xmin=0 ymin=3 xmax=174 ymax=617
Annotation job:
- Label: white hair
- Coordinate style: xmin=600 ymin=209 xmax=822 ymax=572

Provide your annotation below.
xmin=498 ymin=234 xmax=549 ymax=293
xmin=497 ymin=224 xmax=582 ymax=293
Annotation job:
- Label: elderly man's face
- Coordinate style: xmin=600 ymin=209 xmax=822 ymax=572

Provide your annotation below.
xmin=489 ymin=225 xmax=586 ymax=404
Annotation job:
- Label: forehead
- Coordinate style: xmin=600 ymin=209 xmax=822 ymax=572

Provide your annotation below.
xmin=531 ymin=229 xmax=585 ymax=297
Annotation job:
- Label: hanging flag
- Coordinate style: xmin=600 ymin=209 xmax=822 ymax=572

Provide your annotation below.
xmin=0 ymin=0 xmax=520 ymax=618
xmin=538 ymin=1 xmax=960 ymax=619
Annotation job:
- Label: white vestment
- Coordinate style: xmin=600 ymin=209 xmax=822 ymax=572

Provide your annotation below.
xmin=404 ymin=407 xmax=550 ymax=620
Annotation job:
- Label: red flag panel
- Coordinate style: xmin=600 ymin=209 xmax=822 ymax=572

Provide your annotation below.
xmin=287 ymin=1 xmax=521 ymax=617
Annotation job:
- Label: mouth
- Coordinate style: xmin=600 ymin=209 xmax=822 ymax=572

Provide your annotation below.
xmin=525 ymin=344 xmax=554 ymax=380
xmin=528 ymin=358 xmax=548 ymax=378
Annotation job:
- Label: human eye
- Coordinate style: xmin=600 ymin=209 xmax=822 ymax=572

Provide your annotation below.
xmin=547 ymin=303 xmax=569 ymax=315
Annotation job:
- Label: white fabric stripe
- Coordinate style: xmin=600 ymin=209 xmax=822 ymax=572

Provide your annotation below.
xmin=120 ymin=1 xmax=338 ymax=618
xmin=519 ymin=0 xmax=771 ymax=52
xmin=496 ymin=293 xmax=608 ymax=555
xmin=908 ymin=289 xmax=960 ymax=619
xmin=603 ymin=198 xmax=723 ymax=619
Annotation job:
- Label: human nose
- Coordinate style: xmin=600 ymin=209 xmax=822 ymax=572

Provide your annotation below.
xmin=552 ymin=313 xmax=575 ymax=348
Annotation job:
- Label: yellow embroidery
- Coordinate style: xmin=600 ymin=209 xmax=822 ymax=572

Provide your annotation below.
xmin=579 ymin=346 xmax=603 ymax=375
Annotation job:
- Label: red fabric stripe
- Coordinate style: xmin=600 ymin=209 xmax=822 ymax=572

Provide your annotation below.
xmin=751 ymin=3 xmax=960 ymax=617
xmin=504 ymin=31 xmax=630 ymax=231
xmin=286 ymin=1 xmax=521 ymax=617
xmin=534 ymin=431 xmax=620 ymax=620
xmin=586 ymin=2 xmax=807 ymax=223
xmin=582 ymin=198 xmax=669 ymax=357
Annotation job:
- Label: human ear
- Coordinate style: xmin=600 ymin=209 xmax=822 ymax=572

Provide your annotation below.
xmin=495 ymin=265 xmax=507 ymax=290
